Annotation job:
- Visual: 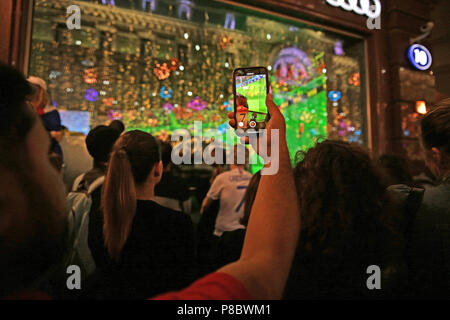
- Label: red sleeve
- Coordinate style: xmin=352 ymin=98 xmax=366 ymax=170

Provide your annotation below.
xmin=151 ymin=272 xmax=252 ymax=300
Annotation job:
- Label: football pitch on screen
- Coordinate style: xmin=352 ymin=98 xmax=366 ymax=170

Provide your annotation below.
xmin=237 ymin=77 xmax=267 ymax=114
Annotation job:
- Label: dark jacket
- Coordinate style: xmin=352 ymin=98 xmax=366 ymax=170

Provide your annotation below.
xmin=407 ymin=180 xmax=450 ymax=298
xmin=88 ymin=200 xmax=196 ymax=299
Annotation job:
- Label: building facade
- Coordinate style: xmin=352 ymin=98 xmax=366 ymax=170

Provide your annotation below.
xmin=0 ymin=0 xmax=443 ymax=162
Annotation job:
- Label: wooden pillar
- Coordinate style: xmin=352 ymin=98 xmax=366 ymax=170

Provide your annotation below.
xmin=0 ymin=0 xmax=34 ymax=73
xmin=384 ymin=0 xmax=436 ymax=159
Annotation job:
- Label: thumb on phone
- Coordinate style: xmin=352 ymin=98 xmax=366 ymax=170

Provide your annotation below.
xmin=266 ymin=94 xmax=280 ymax=116
xmin=265 ymin=94 xmax=285 ymax=130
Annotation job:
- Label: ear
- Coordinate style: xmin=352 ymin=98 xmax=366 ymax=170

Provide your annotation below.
xmin=153 ymin=160 xmax=163 ymax=178
xmin=431 ymin=147 xmax=441 ymax=165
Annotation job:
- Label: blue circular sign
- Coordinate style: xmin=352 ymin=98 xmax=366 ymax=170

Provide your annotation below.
xmin=408 ymin=44 xmax=432 ymax=71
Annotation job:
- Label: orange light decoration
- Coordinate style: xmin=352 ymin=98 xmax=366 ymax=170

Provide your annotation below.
xmin=219 ymin=36 xmax=233 ymax=49
xmin=102 ymin=97 xmax=114 ymax=107
xmin=153 ymin=63 xmax=171 ymax=80
xmin=147 ymin=118 xmax=158 ymax=127
xmin=169 ymin=58 xmax=180 ymax=71
xmin=158 ymin=130 xmax=169 ymax=142
xmin=416 ymin=101 xmax=427 ymax=114
xmin=84 ymin=68 xmax=97 ymax=84
xmin=348 ymin=72 xmax=360 ymax=87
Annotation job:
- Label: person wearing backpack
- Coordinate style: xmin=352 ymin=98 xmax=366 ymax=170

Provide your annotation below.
xmin=72 ymin=124 xmax=122 ymax=205
xmin=60 ymin=125 xmax=121 ymax=297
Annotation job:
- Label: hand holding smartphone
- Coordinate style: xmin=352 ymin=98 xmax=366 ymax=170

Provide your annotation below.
xmin=232 ymin=67 xmax=270 ymax=135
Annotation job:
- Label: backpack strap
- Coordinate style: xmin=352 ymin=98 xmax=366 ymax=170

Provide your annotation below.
xmin=71 ymin=207 xmax=89 ymax=252
xmin=87 ymin=176 xmax=105 ymax=195
xmin=72 ymin=173 xmax=86 ymax=192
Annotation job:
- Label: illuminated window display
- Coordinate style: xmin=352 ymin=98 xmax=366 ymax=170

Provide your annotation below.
xmin=30 ymin=0 xmax=368 ymax=163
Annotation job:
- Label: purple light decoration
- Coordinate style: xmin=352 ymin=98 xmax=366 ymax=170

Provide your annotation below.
xmin=163 ymin=103 xmax=174 ymax=111
xmin=187 ymin=96 xmax=207 ymax=111
xmin=224 ymin=13 xmax=236 ymax=30
xmin=334 ymin=41 xmax=344 ymax=56
xmin=338 ymin=119 xmax=347 ymax=136
xmin=107 ymin=110 xmax=123 ymax=121
xmin=273 ymin=47 xmax=314 ymax=86
xmin=178 ymin=0 xmax=192 ymax=20
xmin=84 ymin=89 xmax=98 ymax=102
xmin=102 ymin=0 xmax=115 ymax=6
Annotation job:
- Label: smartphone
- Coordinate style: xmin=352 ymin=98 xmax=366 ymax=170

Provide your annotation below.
xmin=233 ymin=67 xmax=270 ymax=135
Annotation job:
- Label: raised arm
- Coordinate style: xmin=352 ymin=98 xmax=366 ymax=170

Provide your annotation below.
xmin=218 ymin=94 xmax=300 ymax=299
xmin=152 ymin=95 xmax=300 ymax=301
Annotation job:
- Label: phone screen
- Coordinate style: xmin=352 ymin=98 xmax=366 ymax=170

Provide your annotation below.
xmin=234 ymin=68 xmax=269 ymax=132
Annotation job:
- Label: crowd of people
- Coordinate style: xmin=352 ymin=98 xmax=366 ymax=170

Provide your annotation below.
xmin=0 ymin=63 xmax=449 ymax=299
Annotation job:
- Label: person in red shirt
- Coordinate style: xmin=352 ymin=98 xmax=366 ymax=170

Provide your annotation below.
xmin=0 ymin=63 xmax=299 ymax=300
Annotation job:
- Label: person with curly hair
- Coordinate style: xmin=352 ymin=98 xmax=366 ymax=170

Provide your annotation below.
xmin=284 ymin=140 xmax=399 ymax=299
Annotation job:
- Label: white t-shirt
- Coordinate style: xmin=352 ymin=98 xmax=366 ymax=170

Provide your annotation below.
xmin=206 ymin=168 xmax=252 ymax=236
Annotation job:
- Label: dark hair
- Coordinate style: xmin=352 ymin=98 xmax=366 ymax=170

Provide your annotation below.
xmin=49 ymin=152 xmax=63 ymax=173
xmin=109 ymin=119 xmax=125 ymax=133
xmin=378 ymin=154 xmax=413 ymax=186
xmin=289 ymin=140 xmax=391 ymax=297
xmin=160 ymin=140 xmax=173 ymax=168
xmin=240 ymin=171 xmax=261 ymax=226
xmin=102 ymin=130 xmax=161 ymax=261
xmin=420 ymin=99 xmax=450 ymax=155
xmin=0 ymin=63 xmax=35 ymax=151
xmin=0 ymin=65 xmax=66 ymax=297
xmin=86 ymin=125 xmax=121 ymax=163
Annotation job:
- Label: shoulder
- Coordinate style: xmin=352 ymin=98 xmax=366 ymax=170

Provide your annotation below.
xmin=137 ymin=200 xmax=192 ymax=226
xmin=387 ymin=184 xmax=422 ymax=204
xmin=420 ymin=183 xmax=450 ymax=214
xmin=214 ymin=170 xmax=230 ymax=181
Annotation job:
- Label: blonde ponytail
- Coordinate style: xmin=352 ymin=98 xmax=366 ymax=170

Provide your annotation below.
xmin=102 ymin=147 xmax=136 ymax=261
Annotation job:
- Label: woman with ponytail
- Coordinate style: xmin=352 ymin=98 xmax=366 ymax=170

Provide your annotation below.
xmin=88 ymin=130 xmax=195 ymax=299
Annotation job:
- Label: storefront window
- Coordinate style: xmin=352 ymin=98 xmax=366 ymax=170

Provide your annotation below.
xmin=29 ymin=0 xmax=368 ymax=164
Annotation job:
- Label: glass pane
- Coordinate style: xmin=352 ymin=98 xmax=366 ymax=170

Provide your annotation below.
xmin=29 ymin=0 xmax=367 ymax=167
